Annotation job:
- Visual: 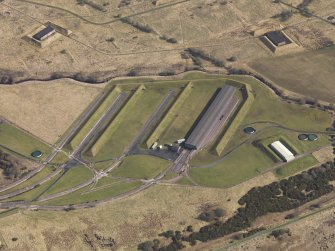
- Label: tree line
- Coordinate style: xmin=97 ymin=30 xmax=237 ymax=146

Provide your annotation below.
xmin=138 ymin=161 xmax=335 ymax=250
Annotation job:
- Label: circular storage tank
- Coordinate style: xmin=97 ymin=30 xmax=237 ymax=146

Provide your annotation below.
xmin=298 ymin=134 xmax=308 ymax=141
xmin=31 ymin=150 xmax=43 ymax=158
xmin=244 ymin=127 xmax=256 ymax=134
xmin=308 ymin=134 xmax=318 ymax=141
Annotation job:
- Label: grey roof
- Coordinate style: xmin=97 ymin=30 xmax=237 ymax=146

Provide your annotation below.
xmin=184 ymin=85 xmax=238 ymax=150
xmin=265 ymin=31 xmax=291 ymax=46
xmin=32 ymin=26 xmax=55 ymax=41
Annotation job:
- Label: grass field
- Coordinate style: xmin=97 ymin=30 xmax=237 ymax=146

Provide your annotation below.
xmin=0 ymin=165 xmax=56 ymax=196
xmin=249 ymin=46 xmax=335 ymax=103
xmin=0 ymin=122 xmax=52 ymax=160
xmin=110 ymin=155 xmax=171 ymax=180
xmin=190 ymin=143 xmax=274 ymax=188
xmin=39 ymin=181 xmax=143 ymax=206
xmin=274 ymin=155 xmax=319 ymax=179
xmin=92 ymin=86 xmax=178 ymax=159
xmin=40 ymin=165 xmax=93 ymax=197
xmin=0 ymin=79 xmax=103 ymax=144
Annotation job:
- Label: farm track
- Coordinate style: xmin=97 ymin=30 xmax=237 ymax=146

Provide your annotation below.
xmin=14 ymin=0 xmax=192 ymax=26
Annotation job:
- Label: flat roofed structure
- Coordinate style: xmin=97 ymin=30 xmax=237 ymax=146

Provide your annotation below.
xmin=32 ymin=26 xmax=56 ymax=41
xmin=265 ymin=31 xmax=291 ymax=46
xmin=270 ymin=141 xmax=295 ymax=162
xmin=184 ymin=85 xmax=239 ymax=150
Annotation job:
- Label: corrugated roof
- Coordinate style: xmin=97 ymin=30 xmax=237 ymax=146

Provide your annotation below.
xmin=270 ymin=141 xmax=295 ymax=162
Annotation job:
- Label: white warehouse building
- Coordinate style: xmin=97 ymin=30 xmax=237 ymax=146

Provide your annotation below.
xmin=270 ymin=141 xmax=295 ymax=162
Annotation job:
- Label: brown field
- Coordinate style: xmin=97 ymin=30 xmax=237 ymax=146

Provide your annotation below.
xmin=0 ymin=0 xmax=333 ymax=84
xmin=0 ymin=172 xmax=276 ymax=251
xmin=312 ymin=145 xmax=334 ymax=163
xmin=0 ymin=79 xmax=103 ymax=144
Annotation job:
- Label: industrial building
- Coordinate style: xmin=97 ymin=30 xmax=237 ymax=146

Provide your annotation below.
xmin=184 ymin=85 xmax=239 ymax=150
xmin=32 ymin=26 xmax=56 ymax=41
xmin=270 ymin=141 xmax=295 ymax=162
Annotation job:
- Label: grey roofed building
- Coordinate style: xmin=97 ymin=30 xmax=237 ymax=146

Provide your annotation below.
xmin=184 ymin=85 xmax=239 ymax=150
xmin=32 ymin=26 xmax=56 ymax=41
xmin=265 ymin=31 xmax=291 ymax=46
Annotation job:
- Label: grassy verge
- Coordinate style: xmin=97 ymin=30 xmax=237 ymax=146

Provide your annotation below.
xmin=39 ymin=181 xmax=142 ymax=206
xmin=110 ymin=155 xmax=171 ymax=180
xmin=40 ymin=165 xmax=93 ymax=197
xmin=274 ymin=155 xmax=319 ymax=179
xmin=0 ymin=122 xmax=52 ymax=160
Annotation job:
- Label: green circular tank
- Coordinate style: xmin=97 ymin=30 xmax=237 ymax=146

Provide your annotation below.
xmin=308 ymin=134 xmax=318 ymax=141
xmin=31 ymin=150 xmax=43 ymax=158
xmin=244 ymin=127 xmax=256 ymax=134
xmin=298 ymin=134 xmax=308 ymax=141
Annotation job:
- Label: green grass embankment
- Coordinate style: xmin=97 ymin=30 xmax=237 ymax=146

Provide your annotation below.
xmin=215 ymin=84 xmax=254 ymax=156
xmin=146 ymin=83 xmax=193 ymax=148
xmin=90 ymin=85 xmax=144 ymax=156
